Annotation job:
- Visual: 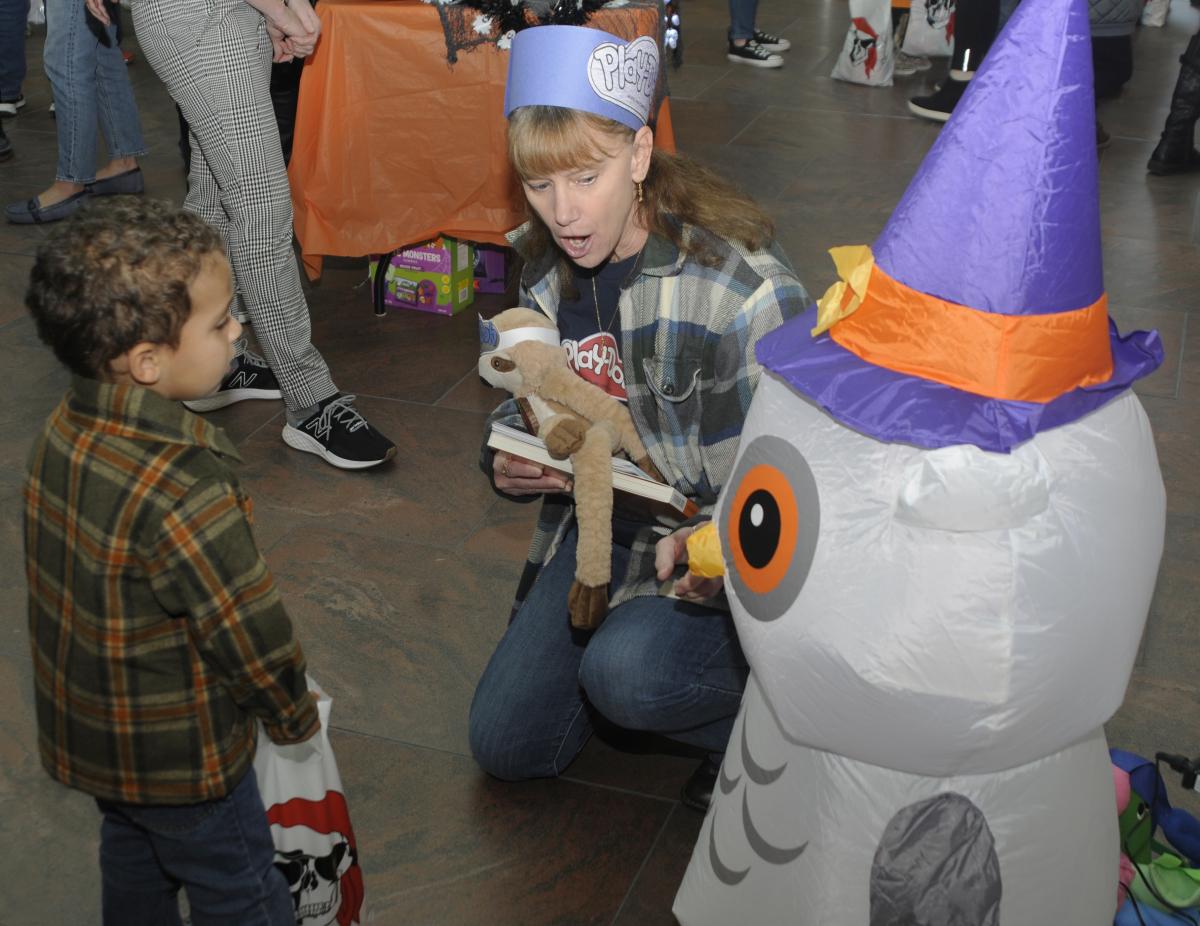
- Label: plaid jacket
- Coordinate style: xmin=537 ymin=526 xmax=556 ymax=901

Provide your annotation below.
xmin=24 ymin=377 xmax=317 ymax=805
xmin=490 ymin=221 xmax=810 ymax=612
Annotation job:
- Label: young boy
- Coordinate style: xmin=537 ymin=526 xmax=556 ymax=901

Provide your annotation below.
xmin=24 ymin=198 xmax=318 ymax=926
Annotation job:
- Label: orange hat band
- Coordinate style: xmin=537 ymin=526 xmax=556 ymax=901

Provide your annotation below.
xmin=828 ymin=263 xmax=1114 ymax=403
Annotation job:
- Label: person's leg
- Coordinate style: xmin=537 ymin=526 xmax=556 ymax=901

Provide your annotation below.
xmin=1148 ymin=27 xmax=1200 ymax=174
xmin=469 ymin=527 xmax=599 ymax=780
xmin=269 ymin=57 xmax=305 ymax=167
xmin=134 ymin=0 xmax=335 ymax=412
xmin=949 ymin=0 xmax=1000 ymax=73
xmin=92 ymin=3 xmax=146 ymax=182
xmin=726 ymin=0 xmax=784 ymax=66
xmin=910 ymin=0 xmax=1000 ymax=121
xmin=578 ymin=591 xmax=748 ymax=759
xmin=33 ymin=0 xmax=97 ymax=205
xmin=108 ymin=771 xmax=294 ymax=926
xmin=97 ymin=800 xmax=185 ymax=926
xmin=728 ymin=0 xmax=757 ymax=43
xmin=0 ymin=0 xmax=29 ymax=107
xmin=133 ymin=0 xmax=393 ymax=465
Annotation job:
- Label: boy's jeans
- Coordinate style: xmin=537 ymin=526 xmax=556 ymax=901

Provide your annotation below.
xmin=43 ymin=0 xmax=145 ymax=183
xmin=96 ymin=769 xmax=294 ymax=926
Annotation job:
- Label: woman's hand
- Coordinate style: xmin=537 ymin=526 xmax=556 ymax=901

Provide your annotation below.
xmin=248 ymin=0 xmax=321 ymax=57
xmin=493 ymin=451 xmax=573 ymax=497
xmin=84 ymin=0 xmax=111 ymax=25
xmin=655 ymin=524 xmax=724 ymax=602
xmin=266 ymin=22 xmax=296 ymax=62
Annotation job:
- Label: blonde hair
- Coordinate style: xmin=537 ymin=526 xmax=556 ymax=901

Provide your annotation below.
xmin=507 ymin=106 xmax=776 ymax=268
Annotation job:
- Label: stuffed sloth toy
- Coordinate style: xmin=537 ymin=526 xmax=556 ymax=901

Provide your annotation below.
xmin=480 ymin=307 xmax=660 ymax=630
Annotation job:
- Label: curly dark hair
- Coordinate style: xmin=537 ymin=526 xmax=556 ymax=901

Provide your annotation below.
xmin=26 ymin=197 xmax=226 ymax=380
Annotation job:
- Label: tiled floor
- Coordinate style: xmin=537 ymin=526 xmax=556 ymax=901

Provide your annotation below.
xmin=2 ymin=1 xmax=1199 ymax=923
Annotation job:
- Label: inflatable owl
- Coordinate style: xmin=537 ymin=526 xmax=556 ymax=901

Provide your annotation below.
xmin=673 ymin=0 xmax=1167 ymax=922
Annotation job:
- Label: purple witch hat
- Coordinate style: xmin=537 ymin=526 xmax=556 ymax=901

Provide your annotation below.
xmin=757 ymin=0 xmax=1162 ymax=453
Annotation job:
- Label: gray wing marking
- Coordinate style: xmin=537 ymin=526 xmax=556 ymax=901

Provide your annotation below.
xmin=742 ymin=790 xmax=809 ymax=865
xmin=719 ymin=762 xmax=741 ymax=795
xmin=708 ymin=816 xmax=751 ymax=886
xmin=741 ymin=715 xmax=786 ymax=785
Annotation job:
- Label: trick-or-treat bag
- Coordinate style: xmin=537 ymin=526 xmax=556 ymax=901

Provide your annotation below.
xmin=903 ymin=0 xmax=956 ymax=57
xmin=832 ymin=0 xmax=894 ymax=86
xmin=254 ymin=678 xmax=366 ymax=926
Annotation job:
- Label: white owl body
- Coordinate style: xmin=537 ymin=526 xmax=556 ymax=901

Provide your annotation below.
xmin=674 ymin=373 xmax=1165 ymax=924
xmin=676 ymin=676 xmax=1119 ymax=925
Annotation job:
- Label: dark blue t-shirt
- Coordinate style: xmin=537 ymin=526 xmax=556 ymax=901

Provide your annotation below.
xmin=555 ymin=254 xmax=638 ymax=403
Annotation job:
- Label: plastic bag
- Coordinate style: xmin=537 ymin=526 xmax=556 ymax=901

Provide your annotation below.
xmin=831 ymin=0 xmax=894 ymax=86
xmin=903 ymin=0 xmax=955 ymax=57
xmin=254 ymin=678 xmax=367 ymax=926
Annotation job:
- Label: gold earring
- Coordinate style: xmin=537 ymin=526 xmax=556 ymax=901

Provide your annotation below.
xmin=636 ymin=181 xmax=644 ymax=203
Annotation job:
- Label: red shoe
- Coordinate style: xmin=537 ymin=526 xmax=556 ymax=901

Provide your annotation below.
xmin=122 ymin=50 xmax=135 ymax=65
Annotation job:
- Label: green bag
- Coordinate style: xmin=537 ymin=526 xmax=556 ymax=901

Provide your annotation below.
xmin=1129 ymin=840 xmax=1200 ymax=913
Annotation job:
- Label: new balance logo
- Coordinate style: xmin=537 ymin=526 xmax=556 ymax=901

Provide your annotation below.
xmin=227 ymin=371 xmax=258 ymax=390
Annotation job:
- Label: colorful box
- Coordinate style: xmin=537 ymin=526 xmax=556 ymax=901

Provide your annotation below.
xmin=473 ymin=244 xmax=508 ymax=295
xmin=372 ymin=236 xmax=475 ymax=316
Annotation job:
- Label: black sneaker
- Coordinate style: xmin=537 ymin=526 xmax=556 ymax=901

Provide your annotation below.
xmin=681 ymin=757 xmax=720 ymax=812
xmin=727 ymin=39 xmax=783 ymax=68
xmin=183 ymin=350 xmax=283 ymax=412
xmin=908 ymin=77 xmax=970 ymax=123
xmin=752 ymin=29 xmax=790 ymax=52
xmin=282 ymin=394 xmax=396 ymax=470
xmin=0 ymin=95 xmax=25 ymax=117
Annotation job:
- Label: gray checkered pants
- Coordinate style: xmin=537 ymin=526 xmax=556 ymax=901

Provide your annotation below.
xmin=131 ymin=0 xmax=336 ymax=413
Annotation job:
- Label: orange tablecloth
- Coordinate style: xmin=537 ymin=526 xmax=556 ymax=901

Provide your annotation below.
xmin=289 ymin=0 xmax=676 ymax=278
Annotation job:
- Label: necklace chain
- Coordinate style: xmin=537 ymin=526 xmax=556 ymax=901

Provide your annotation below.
xmin=591 ymin=274 xmax=620 ymax=334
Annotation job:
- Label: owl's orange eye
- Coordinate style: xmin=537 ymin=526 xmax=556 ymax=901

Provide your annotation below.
xmin=729 ymin=464 xmax=799 ymax=596
xmin=719 ymin=434 xmax=819 ymax=622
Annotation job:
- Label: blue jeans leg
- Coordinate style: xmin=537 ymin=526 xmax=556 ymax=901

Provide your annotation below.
xmin=728 ymin=0 xmax=759 ymax=43
xmin=469 ymin=526 xmax=748 ymax=779
xmin=0 ymin=0 xmax=29 ymax=99
xmin=97 ymin=770 xmax=295 ymax=926
xmin=43 ymin=0 xmax=146 ymax=183
xmin=469 ymin=527 xmax=597 ymax=780
xmin=578 ymin=589 xmax=747 ymax=760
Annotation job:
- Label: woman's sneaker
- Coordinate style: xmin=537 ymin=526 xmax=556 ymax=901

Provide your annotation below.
xmin=728 ymin=39 xmax=783 ymax=68
xmin=909 ymin=76 xmax=970 ymax=122
xmin=183 ymin=350 xmax=283 ymax=412
xmin=282 ymin=394 xmax=397 ymax=470
xmin=752 ymin=30 xmax=790 ymax=52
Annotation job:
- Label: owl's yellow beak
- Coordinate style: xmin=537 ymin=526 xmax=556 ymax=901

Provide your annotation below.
xmin=686 ymin=521 xmax=725 ymax=579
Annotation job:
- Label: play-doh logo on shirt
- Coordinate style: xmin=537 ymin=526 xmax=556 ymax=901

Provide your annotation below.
xmin=563 ymin=332 xmax=627 ymax=401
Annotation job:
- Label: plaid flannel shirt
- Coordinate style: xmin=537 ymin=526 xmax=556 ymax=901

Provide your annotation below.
xmin=488 ymin=221 xmax=810 ymax=613
xmin=24 ymin=377 xmax=317 ymax=805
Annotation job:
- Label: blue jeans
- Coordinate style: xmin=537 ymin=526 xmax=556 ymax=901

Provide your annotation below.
xmin=729 ymin=0 xmax=760 ymax=43
xmin=0 ymin=0 xmax=28 ymax=99
xmin=469 ymin=526 xmax=748 ymax=780
xmin=96 ymin=769 xmax=295 ymax=926
xmin=43 ymin=0 xmax=145 ymax=183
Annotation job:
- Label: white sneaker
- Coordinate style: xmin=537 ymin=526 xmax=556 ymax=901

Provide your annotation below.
xmin=894 ymin=51 xmax=932 ymax=77
xmin=728 ymin=40 xmax=784 ymax=68
xmin=0 ymin=95 xmax=25 ymax=117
